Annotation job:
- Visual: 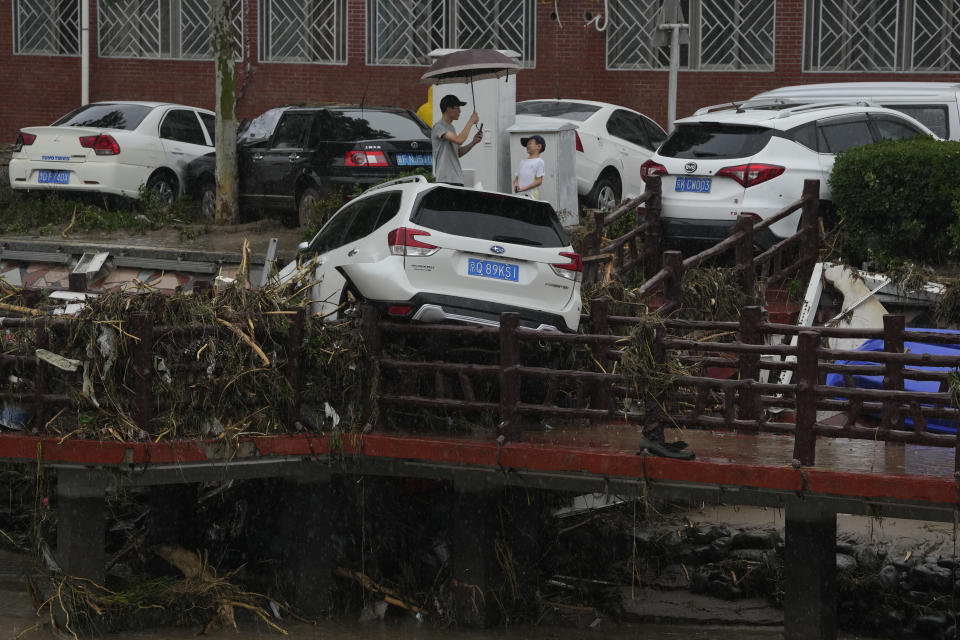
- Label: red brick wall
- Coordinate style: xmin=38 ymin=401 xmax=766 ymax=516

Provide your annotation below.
xmin=3 ymin=0 xmax=959 ymax=141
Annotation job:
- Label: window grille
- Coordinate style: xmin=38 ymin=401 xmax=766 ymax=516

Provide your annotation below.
xmin=805 ymin=0 xmax=960 ymax=72
xmin=98 ymin=0 xmax=243 ymax=60
xmin=259 ymin=0 xmax=347 ymax=63
xmin=911 ymin=0 xmax=960 ymax=71
xmin=607 ymin=0 xmax=774 ymax=71
xmin=366 ymin=0 xmax=535 ymax=67
xmin=13 ymin=0 xmax=80 ymax=56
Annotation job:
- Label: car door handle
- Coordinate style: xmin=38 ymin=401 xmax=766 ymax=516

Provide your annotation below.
xmin=252 ymin=153 xmax=263 ymax=161
xmin=347 ymin=248 xmax=358 ymax=257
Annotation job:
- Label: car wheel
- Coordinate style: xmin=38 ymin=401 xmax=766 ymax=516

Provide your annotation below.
xmin=199 ymin=181 xmax=216 ymax=220
xmin=146 ymin=172 xmax=178 ymax=205
xmin=588 ymin=175 xmax=620 ymax=210
xmin=297 ymin=187 xmax=321 ymax=228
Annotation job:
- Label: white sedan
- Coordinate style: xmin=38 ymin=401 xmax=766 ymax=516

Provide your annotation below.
xmin=9 ymin=101 xmax=215 ymax=203
xmin=515 ymin=99 xmax=667 ymax=209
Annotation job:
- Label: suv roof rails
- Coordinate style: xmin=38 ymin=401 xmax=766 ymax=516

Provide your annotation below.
xmin=771 ymin=100 xmax=877 ymax=118
xmin=364 ymin=174 xmax=430 ymax=192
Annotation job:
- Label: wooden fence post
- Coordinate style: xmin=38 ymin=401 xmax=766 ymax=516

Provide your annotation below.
xmin=644 ymin=177 xmax=663 ymax=277
xmin=286 ymin=307 xmax=305 ymax=429
xmin=360 ymin=304 xmax=383 ymax=430
xmin=662 ymin=250 xmax=683 ymax=311
xmin=881 ymin=314 xmax=905 ymax=431
xmin=800 ymin=179 xmax=820 ymax=268
xmin=737 ymin=306 xmax=762 ymax=427
xmin=130 ymin=311 xmax=154 ymax=434
xmin=793 ymin=330 xmax=819 ymax=466
xmin=590 ymin=298 xmax=614 ymax=417
xmin=499 ymin=312 xmax=521 ymax=443
xmin=734 ymin=215 xmax=755 ymax=300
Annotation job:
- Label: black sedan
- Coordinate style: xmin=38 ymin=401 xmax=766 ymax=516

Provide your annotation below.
xmin=186 ymin=105 xmax=432 ymax=226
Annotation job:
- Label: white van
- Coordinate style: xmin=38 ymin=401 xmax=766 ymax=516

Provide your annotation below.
xmin=746 ymin=82 xmax=960 ymax=141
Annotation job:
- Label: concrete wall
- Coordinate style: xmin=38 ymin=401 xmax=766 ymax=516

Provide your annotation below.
xmin=2 ymin=0 xmax=959 ymax=141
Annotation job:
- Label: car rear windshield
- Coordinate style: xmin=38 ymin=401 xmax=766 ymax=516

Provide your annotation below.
xmin=326 ymin=109 xmax=429 ymax=141
xmin=658 ymin=123 xmax=774 ymax=159
xmin=53 ymin=103 xmax=153 ymax=130
xmin=516 ymin=101 xmax=601 ymax=121
xmin=412 ymin=188 xmax=569 ymax=248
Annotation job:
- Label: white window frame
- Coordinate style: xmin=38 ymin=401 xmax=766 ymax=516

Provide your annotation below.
xmin=12 ymin=0 xmax=80 ymax=56
xmin=365 ymin=0 xmax=536 ymax=67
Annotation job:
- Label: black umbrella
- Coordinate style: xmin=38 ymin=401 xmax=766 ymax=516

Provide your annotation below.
xmin=420 ymin=49 xmax=522 ymax=107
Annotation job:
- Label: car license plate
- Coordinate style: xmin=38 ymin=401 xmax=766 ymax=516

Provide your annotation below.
xmin=38 ymin=170 xmax=70 ymax=185
xmin=467 ymin=258 xmax=519 ymax=282
xmin=396 ymin=153 xmax=432 ymax=167
xmin=675 ymin=177 xmax=711 ymax=193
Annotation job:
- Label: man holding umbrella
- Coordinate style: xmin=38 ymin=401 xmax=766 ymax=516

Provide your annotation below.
xmin=431 ymin=94 xmax=483 ymax=186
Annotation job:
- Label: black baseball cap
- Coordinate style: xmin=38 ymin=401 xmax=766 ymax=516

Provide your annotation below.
xmin=521 ymin=134 xmax=546 ymax=151
xmin=439 ymin=94 xmax=468 ymax=112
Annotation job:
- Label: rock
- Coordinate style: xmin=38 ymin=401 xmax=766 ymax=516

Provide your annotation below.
xmin=907 ymin=563 xmax=952 ymax=592
xmin=836 ymin=553 xmax=857 ymax=572
xmin=730 ymin=548 xmax=773 ymax=563
xmin=730 ymin=529 xmax=779 ymax=550
xmin=710 ymin=536 xmax=733 ymax=555
xmin=913 ymin=613 xmax=949 ymax=636
xmin=691 ymin=544 xmax=724 ymax=564
xmin=688 ymin=524 xmax=731 ymax=544
xmin=836 ymin=540 xmax=857 ymax=555
xmin=934 ymin=554 xmax=956 ymax=570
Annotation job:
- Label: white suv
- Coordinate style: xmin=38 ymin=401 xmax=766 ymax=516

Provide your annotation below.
xmin=640 ymin=103 xmax=937 ymax=248
xmin=276 ymin=176 xmax=583 ymax=332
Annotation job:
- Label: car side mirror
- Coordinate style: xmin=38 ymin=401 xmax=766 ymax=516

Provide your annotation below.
xmin=297 ymin=241 xmax=309 ymax=254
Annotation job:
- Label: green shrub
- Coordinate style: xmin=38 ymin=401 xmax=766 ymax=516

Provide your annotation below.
xmin=830 ymin=137 xmax=960 ymax=268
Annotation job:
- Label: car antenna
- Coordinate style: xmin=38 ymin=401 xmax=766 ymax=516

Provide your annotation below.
xmin=359 ymin=76 xmax=372 ymax=113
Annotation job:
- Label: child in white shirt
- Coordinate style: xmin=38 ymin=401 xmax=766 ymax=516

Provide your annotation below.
xmin=513 ymin=135 xmax=545 ymax=199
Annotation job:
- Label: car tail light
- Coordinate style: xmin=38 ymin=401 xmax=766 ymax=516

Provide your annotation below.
xmin=387 ymin=227 xmax=439 ymax=257
xmin=551 ymin=252 xmax=582 ymax=282
xmin=717 ymin=163 xmax=784 ymax=188
xmin=13 ymin=132 xmax=36 ymax=152
xmin=387 ymin=305 xmax=412 ymax=316
xmin=79 ymin=134 xmax=121 ymax=156
xmin=345 ymin=150 xmax=389 ymax=167
xmin=640 ymin=159 xmax=668 ymax=183
xmin=575 ymin=132 xmax=584 ymax=152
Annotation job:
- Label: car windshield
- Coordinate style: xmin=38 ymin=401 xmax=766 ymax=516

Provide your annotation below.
xmin=517 ymin=101 xmax=600 ymax=122
xmin=53 ymin=103 xmax=153 ymax=130
xmin=658 ymin=123 xmax=774 ymax=159
xmin=239 ymin=107 xmax=288 ymax=144
xmin=330 ymin=109 xmax=429 ymax=140
xmin=412 ymin=188 xmax=569 ymax=248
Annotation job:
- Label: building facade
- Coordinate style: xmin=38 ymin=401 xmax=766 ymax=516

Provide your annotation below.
xmin=3 ymin=0 xmax=959 ymax=141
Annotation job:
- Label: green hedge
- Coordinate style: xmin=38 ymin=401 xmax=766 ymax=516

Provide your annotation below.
xmin=829 ymin=137 xmax=960 ymax=267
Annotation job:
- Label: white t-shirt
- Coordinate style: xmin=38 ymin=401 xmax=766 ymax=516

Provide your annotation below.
xmin=515 ymin=157 xmax=545 ymax=199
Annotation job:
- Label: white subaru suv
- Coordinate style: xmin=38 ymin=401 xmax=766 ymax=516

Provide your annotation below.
xmin=276 ymin=176 xmax=583 ymax=332
xmin=640 ymin=102 xmax=937 ymax=248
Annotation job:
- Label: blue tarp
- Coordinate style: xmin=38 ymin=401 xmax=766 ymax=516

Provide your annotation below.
xmin=824 ymin=329 xmax=960 ymax=434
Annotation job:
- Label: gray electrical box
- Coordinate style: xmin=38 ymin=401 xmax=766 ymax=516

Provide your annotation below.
xmin=506 ymin=121 xmax=579 ymax=227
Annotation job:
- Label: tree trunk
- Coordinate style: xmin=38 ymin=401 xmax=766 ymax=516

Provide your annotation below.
xmin=212 ymin=0 xmax=238 ymax=224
